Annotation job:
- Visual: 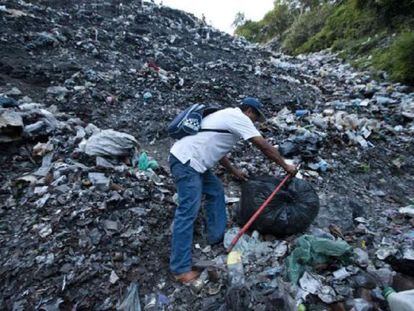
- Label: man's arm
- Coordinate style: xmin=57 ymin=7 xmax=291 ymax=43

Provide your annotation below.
xmin=219 ymin=156 xmax=248 ymax=181
xmin=219 ymin=156 xmax=234 ymax=172
xmin=249 ymin=136 xmax=297 ymax=175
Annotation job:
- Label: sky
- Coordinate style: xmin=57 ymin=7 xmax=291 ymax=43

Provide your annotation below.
xmin=153 ymin=0 xmax=274 ymax=34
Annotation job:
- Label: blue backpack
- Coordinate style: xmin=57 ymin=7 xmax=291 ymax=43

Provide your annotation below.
xmin=167 ymin=104 xmax=230 ymax=139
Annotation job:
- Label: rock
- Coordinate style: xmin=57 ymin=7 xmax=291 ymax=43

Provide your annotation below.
xmin=46 ymin=86 xmax=69 ymax=96
xmin=0 ymin=96 xmax=19 ymax=108
xmin=88 ymin=172 xmax=110 ymax=191
xmin=5 ymin=87 xmax=22 ymax=96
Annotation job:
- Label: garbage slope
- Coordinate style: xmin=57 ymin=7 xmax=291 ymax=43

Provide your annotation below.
xmin=1 ymin=1 xmax=414 ymax=310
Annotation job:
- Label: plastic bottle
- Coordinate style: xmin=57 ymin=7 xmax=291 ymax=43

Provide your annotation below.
xmin=295 ymin=109 xmax=310 ymax=117
xmin=383 ymin=287 xmax=414 ymax=311
xmin=227 ymin=251 xmax=245 ymax=286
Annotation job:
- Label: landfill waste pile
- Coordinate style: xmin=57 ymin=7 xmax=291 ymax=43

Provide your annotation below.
xmin=1 ymin=0 xmax=414 ymax=310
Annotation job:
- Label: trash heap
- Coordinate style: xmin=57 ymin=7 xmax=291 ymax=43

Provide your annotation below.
xmin=0 ymin=101 xmax=180 ymax=310
xmin=1 ymin=0 xmax=414 ymax=310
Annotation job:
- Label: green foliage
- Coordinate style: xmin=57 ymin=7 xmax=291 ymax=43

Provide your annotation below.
xmin=282 ymin=5 xmax=334 ymax=54
xmin=259 ymin=2 xmax=296 ymax=41
xmin=234 ymin=20 xmax=262 ymax=42
xmin=352 ymin=0 xmax=414 ymax=21
xmin=235 ymin=1 xmax=298 ymax=43
xmin=373 ymin=32 xmax=414 ymax=84
xmin=235 ymin=0 xmax=414 ymax=84
xmin=298 ymin=2 xmax=378 ymax=53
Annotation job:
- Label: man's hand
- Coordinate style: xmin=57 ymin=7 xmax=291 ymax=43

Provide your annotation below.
xmin=220 ymin=156 xmax=248 ymax=181
xmin=231 ymin=169 xmax=249 ymax=181
xmin=283 ymin=164 xmax=297 ymax=176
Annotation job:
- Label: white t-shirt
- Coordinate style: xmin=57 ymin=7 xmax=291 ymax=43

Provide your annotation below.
xmin=170 ymin=107 xmax=261 ymax=173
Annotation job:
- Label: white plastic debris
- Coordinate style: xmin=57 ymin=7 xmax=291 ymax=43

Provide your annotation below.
xmin=80 ymin=129 xmax=138 ymax=157
xmin=354 ymin=248 xmax=369 ymax=267
xmin=399 ymin=206 xmax=414 ymax=217
xmin=299 ymin=272 xmax=322 ymax=295
xmin=223 ymin=227 xmax=287 ymax=257
xmin=46 ymin=86 xmax=68 ymax=96
xmin=34 ymin=153 xmax=54 ymax=177
xmin=225 ymin=196 xmax=240 ymax=204
xmin=34 ymin=193 xmax=51 ymax=208
xmin=333 ymin=267 xmax=351 ymax=280
xmin=110 ymin=270 xmax=120 ymax=284
xmin=35 ymin=223 xmax=52 ymax=238
xmin=318 ymin=285 xmax=337 ymax=304
xmin=117 ymin=282 xmax=141 ymax=311
xmin=376 ymin=245 xmax=398 ymax=260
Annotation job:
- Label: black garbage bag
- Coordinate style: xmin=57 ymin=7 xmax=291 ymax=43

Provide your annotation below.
xmin=237 ymin=176 xmax=319 ymax=236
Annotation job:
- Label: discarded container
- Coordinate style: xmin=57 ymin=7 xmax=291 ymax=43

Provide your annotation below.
xmin=383 ymin=288 xmax=414 ymax=311
xmin=227 ymin=251 xmax=245 ymax=286
xmin=295 ymin=109 xmax=310 ymax=117
xmin=225 ymin=251 xmax=250 ymax=311
xmin=238 ymin=176 xmax=319 ymax=236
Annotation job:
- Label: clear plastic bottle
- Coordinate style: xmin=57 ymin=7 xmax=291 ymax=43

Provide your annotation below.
xmin=383 ymin=287 xmax=414 ymax=311
xmin=227 ymin=251 xmax=245 ymax=286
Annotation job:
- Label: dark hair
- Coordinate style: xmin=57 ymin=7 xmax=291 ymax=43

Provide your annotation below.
xmin=239 ymin=103 xmax=251 ymax=112
xmin=240 ymin=104 xmax=259 ymax=116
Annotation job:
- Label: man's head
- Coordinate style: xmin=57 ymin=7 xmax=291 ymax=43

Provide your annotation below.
xmin=239 ymin=97 xmax=266 ymax=122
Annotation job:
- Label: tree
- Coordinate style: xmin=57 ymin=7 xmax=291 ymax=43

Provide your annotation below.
xmin=232 ymin=12 xmax=246 ymax=28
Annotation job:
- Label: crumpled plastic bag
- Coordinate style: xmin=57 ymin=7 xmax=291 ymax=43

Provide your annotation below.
xmin=286 ymin=235 xmax=352 ymax=284
xmin=80 ymin=129 xmax=138 ymax=157
xmin=132 ymin=152 xmax=158 ymax=171
xmin=117 ymin=282 xmax=141 ymax=311
xmin=223 ymin=227 xmax=287 ymax=258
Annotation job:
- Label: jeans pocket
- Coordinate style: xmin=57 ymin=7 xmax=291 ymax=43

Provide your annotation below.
xmin=171 ymin=161 xmax=194 ymax=183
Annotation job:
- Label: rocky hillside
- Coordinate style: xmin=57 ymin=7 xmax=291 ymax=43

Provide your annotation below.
xmin=236 ymin=0 xmax=414 ymax=85
xmin=1 ymin=1 xmax=414 ymax=310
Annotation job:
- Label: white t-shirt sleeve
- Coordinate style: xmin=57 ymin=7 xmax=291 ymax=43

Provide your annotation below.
xmin=228 ymin=112 xmax=261 ymax=140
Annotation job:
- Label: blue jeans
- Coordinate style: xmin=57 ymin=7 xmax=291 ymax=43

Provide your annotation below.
xmin=169 ymin=154 xmax=226 ymax=275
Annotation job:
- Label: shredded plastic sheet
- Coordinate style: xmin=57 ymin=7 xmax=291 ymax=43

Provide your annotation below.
xmin=117 ymin=282 xmax=141 ymax=311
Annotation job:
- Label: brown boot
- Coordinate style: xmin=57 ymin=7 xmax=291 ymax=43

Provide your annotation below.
xmin=174 ymin=270 xmax=200 ymax=284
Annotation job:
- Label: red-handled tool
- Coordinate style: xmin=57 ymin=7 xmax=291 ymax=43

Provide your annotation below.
xmin=226 ymin=173 xmax=293 ymax=253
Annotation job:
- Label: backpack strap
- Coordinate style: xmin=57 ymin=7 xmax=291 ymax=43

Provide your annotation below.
xmin=199 ymin=128 xmax=232 ymax=134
